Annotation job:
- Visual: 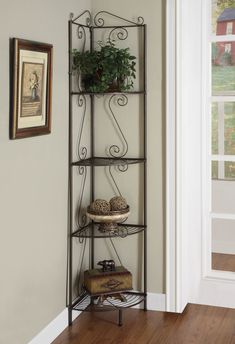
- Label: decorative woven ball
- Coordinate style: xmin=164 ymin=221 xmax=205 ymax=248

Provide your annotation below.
xmin=89 ymin=199 xmax=111 ymax=214
xmin=110 ymin=196 xmax=128 ymax=211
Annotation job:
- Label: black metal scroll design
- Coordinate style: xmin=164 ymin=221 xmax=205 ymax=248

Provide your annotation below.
xmin=107 ymin=161 xmax=128 ymax=197
xmin=108 ymin=94 xmax=129 ymax=158
xmin=72 ymin=10 xmax=92 ymax=26
xmin=94 ymin=11 xmax=144 ymax=27
xmin=108 ymin=27 xmax=128 ymax=42
xmin=75 ymin=94 xmax=88 ymax=237
xmin=75 ymin=165 xmax=87 ymax=243
xmin=108 ymin=166 xmax=122 ymax=197
xmin=77 ymin=25 xmax=86 ymax=53
xmin=75 ymin=24 xmax=87 ymax=91
xmin=77 ymin=95 xmax=87 ymax=160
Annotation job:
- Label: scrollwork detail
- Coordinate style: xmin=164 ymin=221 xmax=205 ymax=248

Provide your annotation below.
xmin=108 ymin=27 xmax=128 ymax=42
xmin=108 ymin=94 xmax=128 ymax=158
xmin=75 ymin=166 xmax=88 ymax=230
xmin=94 ymin=11 xmax=144 ymax=27
xmin=77 ymin=95 xmax=88 ymax=161
xmin=73 ymin=10 xmax=92 ymax=26
xmin=77 ymin=25 xmax=86 ymax=53
xmin=108 ymin=166 xmax=122 ymax=196
xmin=117 ymin=162 xmax=129 ymax=173
xmin=137 ymin=16 xmax=144 ymax=25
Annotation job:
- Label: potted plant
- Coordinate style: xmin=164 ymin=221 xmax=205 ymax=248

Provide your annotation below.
xmin=73 ymin=40 xmax=136 ymax=92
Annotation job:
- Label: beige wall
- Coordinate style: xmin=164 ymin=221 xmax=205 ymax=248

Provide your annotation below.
xmin=0 ymin=0 xmax=164 ymax=343
xmin=0 ymin=1 xmax=90 ymax=343
xmin=92 ymin=0 xmax=165 ymax=293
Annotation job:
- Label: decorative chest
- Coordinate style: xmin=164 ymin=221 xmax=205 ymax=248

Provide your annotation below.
xmin=84 ymin=266 xmax=132 ymax=295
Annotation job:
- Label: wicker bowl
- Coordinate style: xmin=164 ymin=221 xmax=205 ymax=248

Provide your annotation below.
xmin=86 ymin=206 xmax=130 ymax=233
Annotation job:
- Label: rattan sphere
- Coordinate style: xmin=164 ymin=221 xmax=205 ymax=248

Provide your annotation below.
xmin=110 ymin=196 xmax=128 ymax=211
xmin=90 ymin=199 xmax=111 ymax=214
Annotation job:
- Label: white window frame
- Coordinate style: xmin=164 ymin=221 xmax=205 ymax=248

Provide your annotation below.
xmin=166 ymin=0 xmax=203 ymax=313
xmin=202 ymin=0 xmax=235 ymax=282
xmin=224 ymin=42 xmax=232 ymax=52
xmin=226 ymin=22 xmax=233 ymax=35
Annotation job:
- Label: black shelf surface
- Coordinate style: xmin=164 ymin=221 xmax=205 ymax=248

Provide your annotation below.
xmin=72 ymin=157 xmax=146 ymax=167
xmin=72 ymin=291 xmax=146 ymax=312
xmin=71 ymin=90 xmax=145 ymax=95
xmin=72 ymin=223 xmax=146 ymax=238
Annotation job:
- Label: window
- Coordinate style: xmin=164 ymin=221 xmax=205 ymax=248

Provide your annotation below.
xmin=225 ymin=43 xmax=232 ymax=53
xmin=211 ymin=3 xmax=235 ymax=180
xmin=209 ymin=1 xmax=235 ymax=274
xmin=226 ymin=22 xmax=233 ymax=35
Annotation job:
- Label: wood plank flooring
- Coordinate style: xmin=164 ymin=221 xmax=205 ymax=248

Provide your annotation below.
xmin=212 ymin=252 xmax=235 ymax=272
xmin=53 ymin=304 xmax=235 ymax=344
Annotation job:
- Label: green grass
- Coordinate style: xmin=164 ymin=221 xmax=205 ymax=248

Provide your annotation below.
xmin=212 ymin=65 xmax=235 ymax=94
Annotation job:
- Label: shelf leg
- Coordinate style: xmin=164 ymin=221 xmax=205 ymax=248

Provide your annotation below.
xmin=144 ymin=297 xmax=147 ymax=311
xmin=118 ymin=309 xmax=123 ymax=326
xmin=68 ymin=308 xmax=72 ymax=326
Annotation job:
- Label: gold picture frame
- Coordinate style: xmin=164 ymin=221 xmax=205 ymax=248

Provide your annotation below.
xmin=10 ymin=38 xmax=53 ymax=139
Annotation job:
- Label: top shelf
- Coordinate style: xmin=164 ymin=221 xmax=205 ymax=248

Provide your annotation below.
xmin=71 ymin=91 xmax=146 ymax=96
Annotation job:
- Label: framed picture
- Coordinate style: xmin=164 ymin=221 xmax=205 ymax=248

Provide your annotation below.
xmin=10 ymin=38 xmax=53 ymax=139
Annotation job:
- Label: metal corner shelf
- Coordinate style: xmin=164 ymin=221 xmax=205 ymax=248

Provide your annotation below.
xmin=71 ymin=291 xmax=146 ymax=313
xmin=72 ymin=157 xmax=146 ymax=167
xmin=72 ymin=223 xmax=146 ymax=238
xmin=68 ymin=10 xmax=147 ymax=327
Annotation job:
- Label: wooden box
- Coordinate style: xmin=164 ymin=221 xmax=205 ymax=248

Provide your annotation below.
xmin=84 ymin=266 xmax=132 ymax=295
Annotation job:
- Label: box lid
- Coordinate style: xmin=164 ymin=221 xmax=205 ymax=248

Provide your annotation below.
xmin=84 ymin=266 xmax=131 ymax=278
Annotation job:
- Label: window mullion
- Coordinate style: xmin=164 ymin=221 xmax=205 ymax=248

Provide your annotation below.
xmin=218 ymin=102 xmax=225 ymax=179
xmin=211 ymin=34 xmax=235 ymax=42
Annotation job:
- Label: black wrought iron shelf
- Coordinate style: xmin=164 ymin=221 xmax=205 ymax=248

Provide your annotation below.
xmin=71 ymin=91 xmax=146 ymax=96
xmin=72 ymin=223 xmax=146 ymax=238
xmin=71 ymin=291 xmax=146 ymax=312
xmin=72 ymin=157 xmax=146 ymax=167
xmin=68 ymin=10 xmax=147 ymax=327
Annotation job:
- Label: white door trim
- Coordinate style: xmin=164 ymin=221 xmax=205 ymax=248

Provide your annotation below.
xmin=166 ymin=0 xmax=186 ymax=313
xmin=166 ymin=0 xmax=204 ymax=313
xmin=166 ymin=0 xmax=177 ymax=313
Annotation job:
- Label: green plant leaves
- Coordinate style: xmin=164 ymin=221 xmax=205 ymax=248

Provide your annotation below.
xmin=72 ymin=41 xmax=137 ymax=92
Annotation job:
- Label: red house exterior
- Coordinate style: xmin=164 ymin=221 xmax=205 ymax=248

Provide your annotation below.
xmin=215 ymin=8 xmax=235 ymax=65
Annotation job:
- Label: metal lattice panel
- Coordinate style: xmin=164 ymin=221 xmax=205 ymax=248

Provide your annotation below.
xmin=72 ymin=223 xmax=146 ymax=238
xmin=72 ymin=291 xmax=146 ymax=312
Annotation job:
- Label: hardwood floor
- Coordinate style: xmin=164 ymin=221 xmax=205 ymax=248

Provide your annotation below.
xmin=212 ymin=252 xmax=235 ymax=272
xmin=53 ymin=304 xmax=235 ymax=344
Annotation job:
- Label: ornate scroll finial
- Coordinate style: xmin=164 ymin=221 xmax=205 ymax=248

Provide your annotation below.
xmin=72 ymin=10 xmax=92 ymax=26
xmin=94 ymin=11 xmax=144 ymax=27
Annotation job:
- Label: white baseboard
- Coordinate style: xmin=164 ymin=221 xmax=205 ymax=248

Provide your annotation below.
xmin=28 ymin=309 xmax=80 ymax=344
xmin=134 ymin=292 xmax=166 ymax=311
xmin=147 ymin=292 xmax=166 ymax=311
xmin=28 ymin=293 xmax=165 ymax=344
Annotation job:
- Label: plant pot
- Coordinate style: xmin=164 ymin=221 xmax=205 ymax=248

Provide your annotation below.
xmin=107 ymin=78 xmax=125 ymax=92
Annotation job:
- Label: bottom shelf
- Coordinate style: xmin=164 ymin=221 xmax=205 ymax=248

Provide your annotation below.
xmin=72 ymin=291 xmax=146 ymax=312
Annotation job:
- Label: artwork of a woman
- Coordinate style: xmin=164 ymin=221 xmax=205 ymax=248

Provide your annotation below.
xmin=29 ymin=71 xmax=39 ymax=101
